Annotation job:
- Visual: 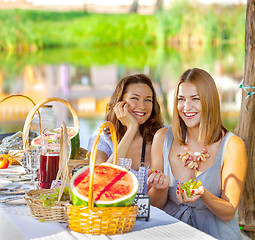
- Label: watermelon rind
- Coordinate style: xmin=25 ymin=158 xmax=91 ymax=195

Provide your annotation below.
xmin=70 ymin=163 xmax=138 ymax=207
xmin=31 ymin=127 xmax=80 ymax=159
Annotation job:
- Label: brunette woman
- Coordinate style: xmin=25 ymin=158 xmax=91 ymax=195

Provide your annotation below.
xmin=87 ymin=73 xmax=164 ymax=193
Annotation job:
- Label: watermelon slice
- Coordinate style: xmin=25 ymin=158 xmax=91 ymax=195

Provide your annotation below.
xmin=31 ymin=127 xmax=80 ymax=159
xmin=70 ymin=163 xmax=138 ymax=207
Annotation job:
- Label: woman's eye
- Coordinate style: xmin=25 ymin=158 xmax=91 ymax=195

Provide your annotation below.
xmin=193 ymin=98 xmax=200 ymax=101
xmin=145 ymin=99 xmax=152 ymax=102
xmin=177 ymin=98 xmax=184 ymax=101
xmin=131 ymin=97 xmax=138 ymax=100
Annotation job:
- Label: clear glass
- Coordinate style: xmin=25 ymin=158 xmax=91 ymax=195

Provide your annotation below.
xmin=117 ymin=158 xmax=132 ymax=171
xmin=0 ymin=131 xmax=23 ymax=154
xmin=25 ymin=147 xmax=41 ymax=189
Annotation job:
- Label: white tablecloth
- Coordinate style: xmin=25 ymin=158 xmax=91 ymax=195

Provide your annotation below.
xmin=0 ymin=204 xmax=216 ymax=240
xmin=0 ymin=166 xmax=216 ymax=240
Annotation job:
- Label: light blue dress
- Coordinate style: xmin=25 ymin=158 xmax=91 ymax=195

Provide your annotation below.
xmin=163 ymin=127 xmax=242 ymax=240
xmin=87 ymin=127 xmax=148 ymax=194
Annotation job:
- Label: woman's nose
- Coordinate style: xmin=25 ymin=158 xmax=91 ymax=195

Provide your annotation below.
xmin=138 ymin=99 xmax=146 ymax=108
xmin=184 ymin=100 xmax=192 ymax=110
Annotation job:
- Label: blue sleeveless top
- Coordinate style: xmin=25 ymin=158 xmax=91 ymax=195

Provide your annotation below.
xmin=87 ymin=127 xmax=148 ymax=194
xmin=163 ymin=127 xmax=242 ymax=240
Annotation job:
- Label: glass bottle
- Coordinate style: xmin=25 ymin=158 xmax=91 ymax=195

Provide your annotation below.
xmin=31 ymin=105 xmax=57 ymax=134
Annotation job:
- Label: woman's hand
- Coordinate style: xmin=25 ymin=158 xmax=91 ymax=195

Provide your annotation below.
xmin=176 ymin=182 xmax=205 ymax=203
xmin=114 ymin=101 xmax=138 ymax=130
xmin=147 ymin=170 xmax=170 ymax=190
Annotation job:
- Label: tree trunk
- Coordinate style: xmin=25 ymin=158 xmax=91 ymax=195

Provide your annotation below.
xmin=129 ymin=0 xmax=139 ymax=13
xmin=155 ymin=0 xmax=163 ymax=13
xmin=235 ymin=0 xmax=255 ymax=239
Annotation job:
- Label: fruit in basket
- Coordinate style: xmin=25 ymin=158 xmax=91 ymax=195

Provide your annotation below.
xmin=40 ymin=187 xmax=70 ymax=209
xmin=31 ymin=127 xmax=80 ymax=159
xmin=70 ymin=163 xmax=138 ymax=207
xmin=0 ymin=156 xmax=9 ymax=169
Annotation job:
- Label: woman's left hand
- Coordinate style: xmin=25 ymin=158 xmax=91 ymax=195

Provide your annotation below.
xmin=114 ymin=101 xmax=138 ymax=130
xmin=176 ymin=182 xmax=205 ymax=203
xmin=147 ymin=170 xmax=170 ymax=190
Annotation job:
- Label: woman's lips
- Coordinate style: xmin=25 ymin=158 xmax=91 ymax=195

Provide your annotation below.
xmin=184 ymin=112 xmax=197 ymax=119
xmin=133 ymin=111 xmax=146 ymax=116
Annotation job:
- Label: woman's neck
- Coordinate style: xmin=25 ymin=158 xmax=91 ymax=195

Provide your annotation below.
xmin=186 ymin=127 xmax=200 ymax=143
xmin=134 ymin=130 xmax=142 ymax=140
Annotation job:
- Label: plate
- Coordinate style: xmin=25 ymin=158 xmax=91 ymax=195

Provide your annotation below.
xmin=0 ymin=165 xmax=26 ymax=175
xmin=0 ymin=182 xmax=21 ymax=190
xmin=0 ymin=196 xmax=26 ymax=205
xmin=0 ymin=183 xmax=32 ymax=195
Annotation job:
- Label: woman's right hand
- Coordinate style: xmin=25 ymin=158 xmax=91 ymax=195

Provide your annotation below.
xmin=176 ymin=182 xmax=204 ymax=203
xmin=147 ymin=170 xmax=170 ymax=190
xmin=114 ymin=101 xmax=138 ymax=130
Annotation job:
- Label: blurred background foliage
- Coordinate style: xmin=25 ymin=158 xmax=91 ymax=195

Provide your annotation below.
xmin=0 ymin=1 xmax=246 ymax=132
xmin=0 ymin=2 xmax=245 ymax=51
xmin=0 ymin=1 xmax=246 ymax=82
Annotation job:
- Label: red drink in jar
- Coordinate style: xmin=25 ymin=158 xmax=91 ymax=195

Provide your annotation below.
xmin=39 ymin=153 xmax=59 ymax=189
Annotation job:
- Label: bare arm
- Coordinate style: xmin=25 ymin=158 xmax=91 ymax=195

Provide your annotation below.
xmin=202 ymin=135 xmax=247 ymax=221
xmin=177 ymin=135 xmax=247 ymax=221
xmin=147 ymin=127 xmax=170 ymax=209
xmin=95 ymin=101 xmax=138 ymax=164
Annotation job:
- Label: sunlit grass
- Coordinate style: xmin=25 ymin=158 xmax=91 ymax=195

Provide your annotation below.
xmin=0 ymin=3 xmax=246 ymax=52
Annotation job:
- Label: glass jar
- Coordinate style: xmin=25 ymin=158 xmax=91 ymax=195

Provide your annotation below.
xmin=31 ymin=105 xmax=56 ymax=134
xmin=39 ymin=132 xmax=60 ymax=189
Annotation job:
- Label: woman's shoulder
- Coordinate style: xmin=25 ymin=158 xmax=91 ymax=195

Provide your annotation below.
xmin=156 ymin=126 xmax=169 ymax=135
xmin=153 ymin=126 xmax=171 ymax=142
xmin=91 ymin=122 xmax=110 ymax=136
xmin=87 ymin=122 xmax=112 ymax=150
xmin=223 ymin=132 xmax=246 ymax=162
xmin=226 ymin=132 xmax=246 ymax=150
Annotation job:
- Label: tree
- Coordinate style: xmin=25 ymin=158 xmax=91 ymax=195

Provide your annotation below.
xmin=235 ymin=0 xmax=255 ymax=239
xmin=129 ymin=0 xmax=139 ymax=13
xmin=155 ymin=0 xmax=163 ymax=13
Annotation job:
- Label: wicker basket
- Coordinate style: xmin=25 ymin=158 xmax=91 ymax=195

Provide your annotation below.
xmin=67 ymin=122 xmax=138 ymax=235
xmin=25 ymin=122 xmax=71 ymax=222
xmin=0 ymin=94 xmax=40 ymax=165
xmin=24 ymin=188 xmax=68 ymax=222
xmin=22 ymin=97 xmax=79 ymax=150
xmin=23 ymin=97 xmax=80 ymax=222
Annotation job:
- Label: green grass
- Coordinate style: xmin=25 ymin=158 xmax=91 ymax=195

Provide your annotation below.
xmin=0 ymin=2 xmax=246 ymax=52
xmin=0 ymin=1 xmax=246 ymax=85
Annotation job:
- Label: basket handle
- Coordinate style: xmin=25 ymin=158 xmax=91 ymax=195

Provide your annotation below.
xmin=88 ymin=122 xmax=117 ymax=210
xmin=22 ymin=97 xmax=79 ymax=150
xmin=55 ymin=122 xmax=72 ymax=204
xmin=0 ymin=94 xmax=42 ymax=134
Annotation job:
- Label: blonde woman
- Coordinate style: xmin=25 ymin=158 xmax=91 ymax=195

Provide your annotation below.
xmin=147 ymin=68 xmax=247 ymax=240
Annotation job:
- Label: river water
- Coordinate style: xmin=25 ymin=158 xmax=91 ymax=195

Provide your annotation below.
xmin=0 ymin=46 xmax=244 ymax=149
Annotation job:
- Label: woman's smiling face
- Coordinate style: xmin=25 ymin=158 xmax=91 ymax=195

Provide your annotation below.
xmin=122 ymin=83 xmax=153 ymax=125
xmin=177 ymin=82 xmax=202 ymax=128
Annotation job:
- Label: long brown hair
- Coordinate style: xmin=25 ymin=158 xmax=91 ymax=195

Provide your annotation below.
xmin=105 ymin=74 xmax=163 ymax=144
xmin=172 ymin=68 xmax=227 ymax=145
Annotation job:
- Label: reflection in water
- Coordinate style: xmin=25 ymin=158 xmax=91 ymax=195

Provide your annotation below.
xmin=0 ymin=46 xmax=243 ymax=148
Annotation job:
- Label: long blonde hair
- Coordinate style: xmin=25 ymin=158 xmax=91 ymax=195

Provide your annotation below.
xmin=172 ymin=68 xmax=227 ymax=145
